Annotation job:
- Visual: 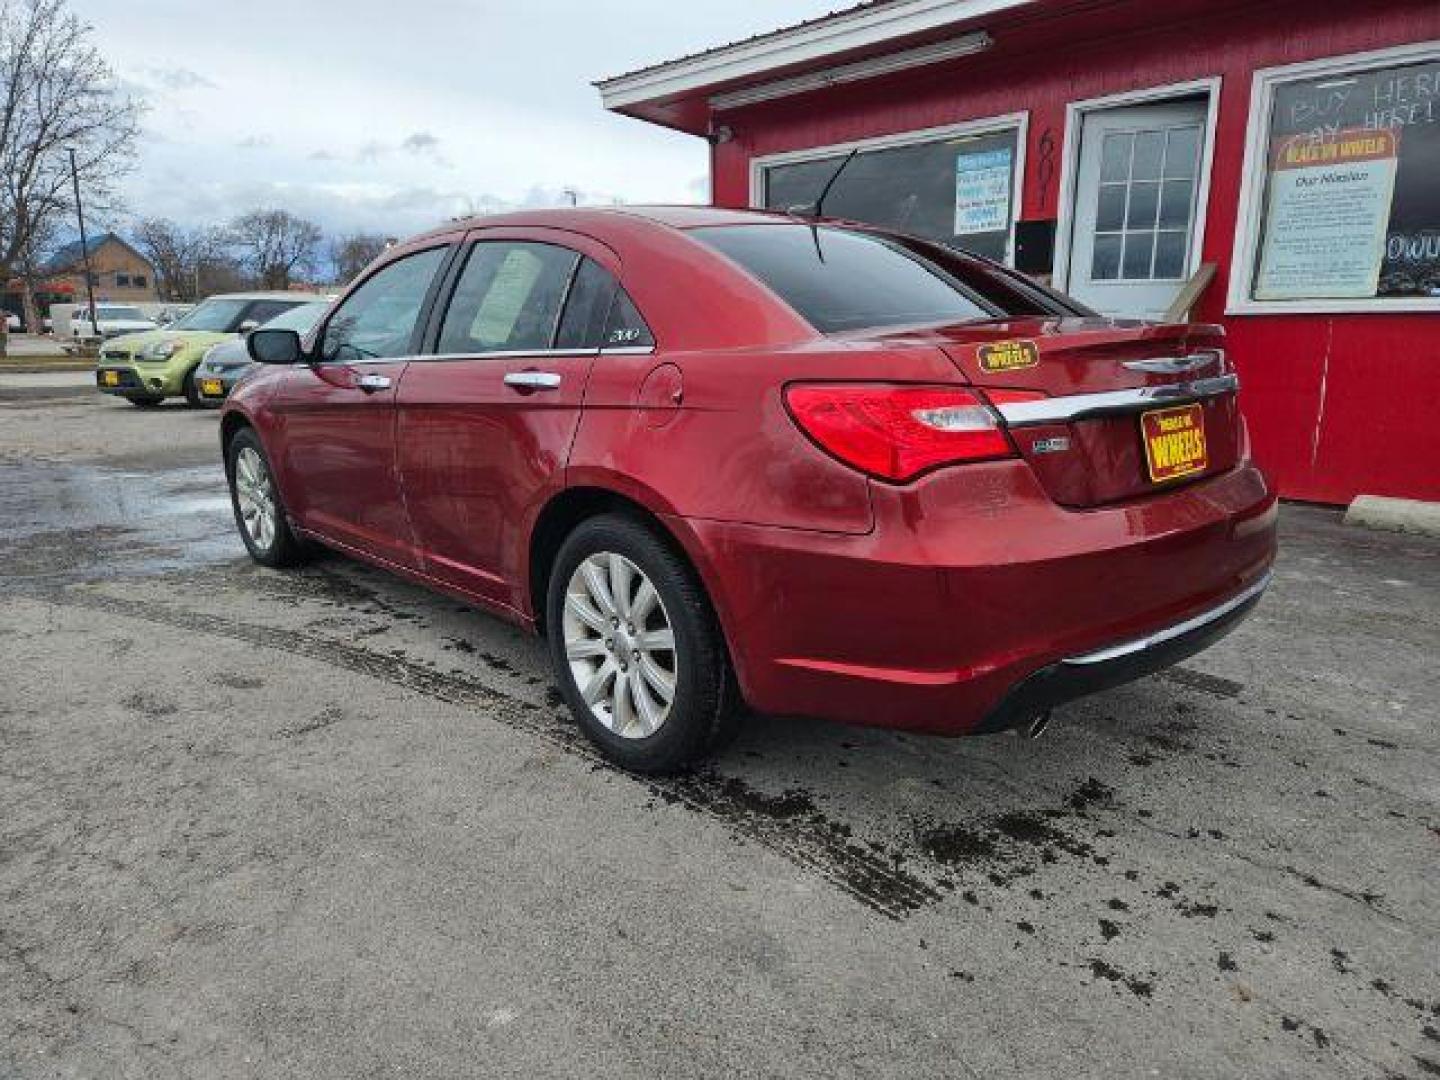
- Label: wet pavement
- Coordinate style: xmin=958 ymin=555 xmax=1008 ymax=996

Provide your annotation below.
xmin=1 ymin=387 xmax=1438 ymax=1079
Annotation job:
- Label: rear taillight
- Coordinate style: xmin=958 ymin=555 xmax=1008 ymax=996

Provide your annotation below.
xmin=784 ymin=383 xmax=1018 ymax=482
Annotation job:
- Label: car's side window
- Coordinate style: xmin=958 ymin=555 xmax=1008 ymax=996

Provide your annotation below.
xmin=554 ymin=258 xmax=619 ymax=350
xmin=320 ymin=247 xmax=447 ymax=364
xmin=602 ymin=289 xmax=654 ymax=350
xmin=244 ymin=300 xmax=296 ymax=327
xmin=437 ymin=242 xmax=579 ymax=355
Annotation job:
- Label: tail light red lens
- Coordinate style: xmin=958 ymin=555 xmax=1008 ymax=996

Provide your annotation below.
xmin=784 ymin=383 xmax=1017 ymax=482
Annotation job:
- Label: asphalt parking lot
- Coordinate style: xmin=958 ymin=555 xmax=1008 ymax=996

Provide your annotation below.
xmin=1 ymin=371 xmax=1437 ymax=1079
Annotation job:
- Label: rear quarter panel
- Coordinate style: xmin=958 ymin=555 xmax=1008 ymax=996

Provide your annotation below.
xmin=568 ymin=338 xmax=976 ymax=535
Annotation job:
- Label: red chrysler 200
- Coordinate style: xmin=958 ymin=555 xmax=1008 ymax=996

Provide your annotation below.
xmin=222 ymin=207 xmax=1276 ymax=773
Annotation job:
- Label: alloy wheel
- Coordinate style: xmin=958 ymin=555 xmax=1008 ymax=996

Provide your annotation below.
xmin=561 ymin=552 xmax=678 ymax=739
xmin=234 ymin=446 xmax=277 ymax=552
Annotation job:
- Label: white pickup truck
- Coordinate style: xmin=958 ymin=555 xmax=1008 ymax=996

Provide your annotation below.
xmin=55 ymin=303 xmax=158 ymax=341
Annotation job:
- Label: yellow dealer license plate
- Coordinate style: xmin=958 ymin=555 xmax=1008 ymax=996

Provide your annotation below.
xmin=200 ymin=378 xmax=224 ymax=397
xmin=102 ymin=370 xmax=119 ymax=386
xmin=1142 ymin=403 xmax=1208 ymax=483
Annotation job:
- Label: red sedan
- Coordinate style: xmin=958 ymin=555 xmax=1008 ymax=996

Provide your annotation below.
xmin=223 ymin=207 xmax=1276 ymax=772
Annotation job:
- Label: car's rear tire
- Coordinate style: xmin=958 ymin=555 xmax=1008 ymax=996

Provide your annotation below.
xmin=225 ymin=427 xmax=309 ymax=568
xmin=182 ymin=368 xmax=203 ymax=408
xmin=127 ymin=395 xmax=163 ymax=408
xmin=546 ymin=514 xmax=739 ymax=774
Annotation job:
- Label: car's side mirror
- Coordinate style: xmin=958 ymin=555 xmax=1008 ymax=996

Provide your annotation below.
xmin=238 ymin=319 xmax=260 ymax=334
xmin=248 ymin=328 xmax=304 ymax=365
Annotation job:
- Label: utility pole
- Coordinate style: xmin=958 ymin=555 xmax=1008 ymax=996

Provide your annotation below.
xmin=67 ymin=147 xmax=100 ymax=335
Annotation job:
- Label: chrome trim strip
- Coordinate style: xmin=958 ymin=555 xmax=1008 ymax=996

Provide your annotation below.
xmin=1122 ymin=351 xmax=1222 ymax=375
xmin=996 ymin=373 xmax=1239 ymax=426
xmin=403 ymin=346 xmax=654 ymax=362
xmin=1062 ymin=572 xmax=1272 ymax=667
xmin=422 ymin=348 xmax=597 ymax=362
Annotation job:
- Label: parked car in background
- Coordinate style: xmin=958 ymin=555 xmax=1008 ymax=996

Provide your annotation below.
xmin=220 ymin=207 xmax=1276 ymax=773
xmin=94 ymin=291 xmax=319 ymax=408
xmin=70 ymin=303 xmax=158 ymax=340
xmin=195 ymin=300 xmax=331 ymax=407
xmin=5 ymin=312 xmax=20 ymax=332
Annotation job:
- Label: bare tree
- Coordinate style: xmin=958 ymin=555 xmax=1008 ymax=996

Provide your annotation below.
xmin=0 ymin=0 xmax=143 ymax=351
xmin=329 ymin=232 xmax=389 ymax=284
xmin=228 ymin=209 xmax=321 ymax=290
xmin=13 ymin=213 xmax=58 ymax=333
xmin=133 ymin=217 xmax=226 ymax=301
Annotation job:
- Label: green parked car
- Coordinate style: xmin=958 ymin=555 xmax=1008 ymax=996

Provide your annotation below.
xmin=94 ymin=291 xmax=319 ymax=407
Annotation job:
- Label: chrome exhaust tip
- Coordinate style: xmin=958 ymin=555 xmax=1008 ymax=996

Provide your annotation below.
xmin=1022 ymin=710 xmax=1053 ymax=740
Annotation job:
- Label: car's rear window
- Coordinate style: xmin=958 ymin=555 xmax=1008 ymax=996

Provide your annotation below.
xmin=692 ymin=223 xmax=1073 ymax=333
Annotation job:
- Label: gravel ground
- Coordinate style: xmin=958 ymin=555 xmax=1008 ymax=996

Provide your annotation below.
xmin=2 ymin=379 xmax=1437 ymax=1079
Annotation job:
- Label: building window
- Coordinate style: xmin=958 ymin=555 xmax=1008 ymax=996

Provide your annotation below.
xmin=1091 ymin=125 xmax=1202 ymax=282
xmin=134 ymin=274 xmax=147 ymax=288
xmin=1230 ymin=43 xmax=1440 ymax=314
xmin=116 ymin=273 xmax=131 ymax=287
xmin=752 ymin=115 xmax=1027 ymax=265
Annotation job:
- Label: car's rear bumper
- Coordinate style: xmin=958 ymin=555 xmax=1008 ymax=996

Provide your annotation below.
xmin=679 ymin=459 xmax=1277 ymax=735
xmin=970 ymin=571 xmax=1269 ymax=734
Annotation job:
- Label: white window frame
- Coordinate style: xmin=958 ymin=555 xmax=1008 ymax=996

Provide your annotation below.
xmin=1228 ymin=40 xmax=1440 ymax=316
xmin=747 ymin=111 xmax=1030 ymax=265
xmin=1052 ymin=77 xmax=1222 ymax=294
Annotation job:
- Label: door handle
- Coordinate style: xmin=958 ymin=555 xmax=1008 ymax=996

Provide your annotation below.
xmin=504 ymin=371 xmax=562 ymax=391
xmin=356 ymin=373 xmax=392 ymax=392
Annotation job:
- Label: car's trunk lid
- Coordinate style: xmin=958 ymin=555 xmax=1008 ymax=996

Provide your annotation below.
xmin=850 ymin=317 xmax=1240 ymax=507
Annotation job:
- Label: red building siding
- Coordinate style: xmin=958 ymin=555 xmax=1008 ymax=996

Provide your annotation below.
xmin=709 ymin=0 xmax=1440 ymax=504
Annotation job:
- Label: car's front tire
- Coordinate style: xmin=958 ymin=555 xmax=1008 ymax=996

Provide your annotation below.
xmin=226 ymin=428 xmax=309 ymax=568
xmin=182 ymin=368 xmax=203 ymax=409
xmin=546 ymin=514 xmax=739 ymax=774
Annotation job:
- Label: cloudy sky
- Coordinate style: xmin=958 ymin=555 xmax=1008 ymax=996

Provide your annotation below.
xmin=73 ymin=0 xmax=834 ymax=239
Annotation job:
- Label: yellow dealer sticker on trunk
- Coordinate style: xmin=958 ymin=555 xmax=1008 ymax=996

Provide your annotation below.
xmin=977 ymin=340 xmax=1039 ymax=373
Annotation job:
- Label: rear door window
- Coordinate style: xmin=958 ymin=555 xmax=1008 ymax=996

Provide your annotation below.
xmin=554 ymin=258 xmax=618 ymax=350
xmin=438 ymin=242 xmax=579 ymax=354
xmin=602 ymin=290 xmax=653 ymax=349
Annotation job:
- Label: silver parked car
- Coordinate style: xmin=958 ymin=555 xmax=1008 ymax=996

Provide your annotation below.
xmin=194 ymin=300 xmax=331 ymax=407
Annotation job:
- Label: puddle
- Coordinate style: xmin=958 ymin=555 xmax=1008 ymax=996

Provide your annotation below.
xmin=0 ymin=459 xmax=240 ymax=582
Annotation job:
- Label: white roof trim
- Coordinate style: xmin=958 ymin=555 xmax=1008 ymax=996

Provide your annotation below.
xmin=596 ymin=0 xmax=1032 ymax=111
xmin=710 ymin=31 xmax=992 ymax=110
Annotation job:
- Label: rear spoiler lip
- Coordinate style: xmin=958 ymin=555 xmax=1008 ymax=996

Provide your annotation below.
xmin=994 ymin=373 xmax=1240 ymax=427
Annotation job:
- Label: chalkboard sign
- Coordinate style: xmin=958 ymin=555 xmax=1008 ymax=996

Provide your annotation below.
xmin=1256 ymin=58 xmax=1440 ymax=300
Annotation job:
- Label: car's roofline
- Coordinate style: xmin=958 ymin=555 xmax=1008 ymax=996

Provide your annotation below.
xmin=199 ymin=291 xmax=330 ymax=302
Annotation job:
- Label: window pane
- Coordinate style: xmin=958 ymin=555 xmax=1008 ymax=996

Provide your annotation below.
xmin=438 ymin=242 xmax=577 ymax=354
xmin=1159 ymin=180 xmax=1194 ymax=230
xmin=245 ymin=300 xmax=300 ymax=326
xmin=1096 ymin=184 xmax=1127 ymax=232
xmin=1126 ymin=181 xmax=1161 ymax=230
xmin=1100 ymin=133 xmax=1133 ymax=183
xmin=1154 ymin=231 xmax=1189 ymax=279
xmin=761 ymin=128 xmax=1019 ymax=262
xmin=1255 ymin=57 xmax=1440 ymax=302
xmin=1131 ymin=131 xmax=1165 ymax=181
xmin=603 ymin=290 xmax=654 ymax=349
xmin=321 ymin=247 xmax=445 ymax=362
xmin=1123 ymin=232 xmax=1156 ymax=279
xmin=1164 ymin=127 xmax=1201 ymax=179
xmin=693 ymin=224 xmax=994 ymax=333
xmin=1091 ymin=234 xmax=1123 ymax=280
xmin=554 ymin=258 xmax=618 ymax=349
